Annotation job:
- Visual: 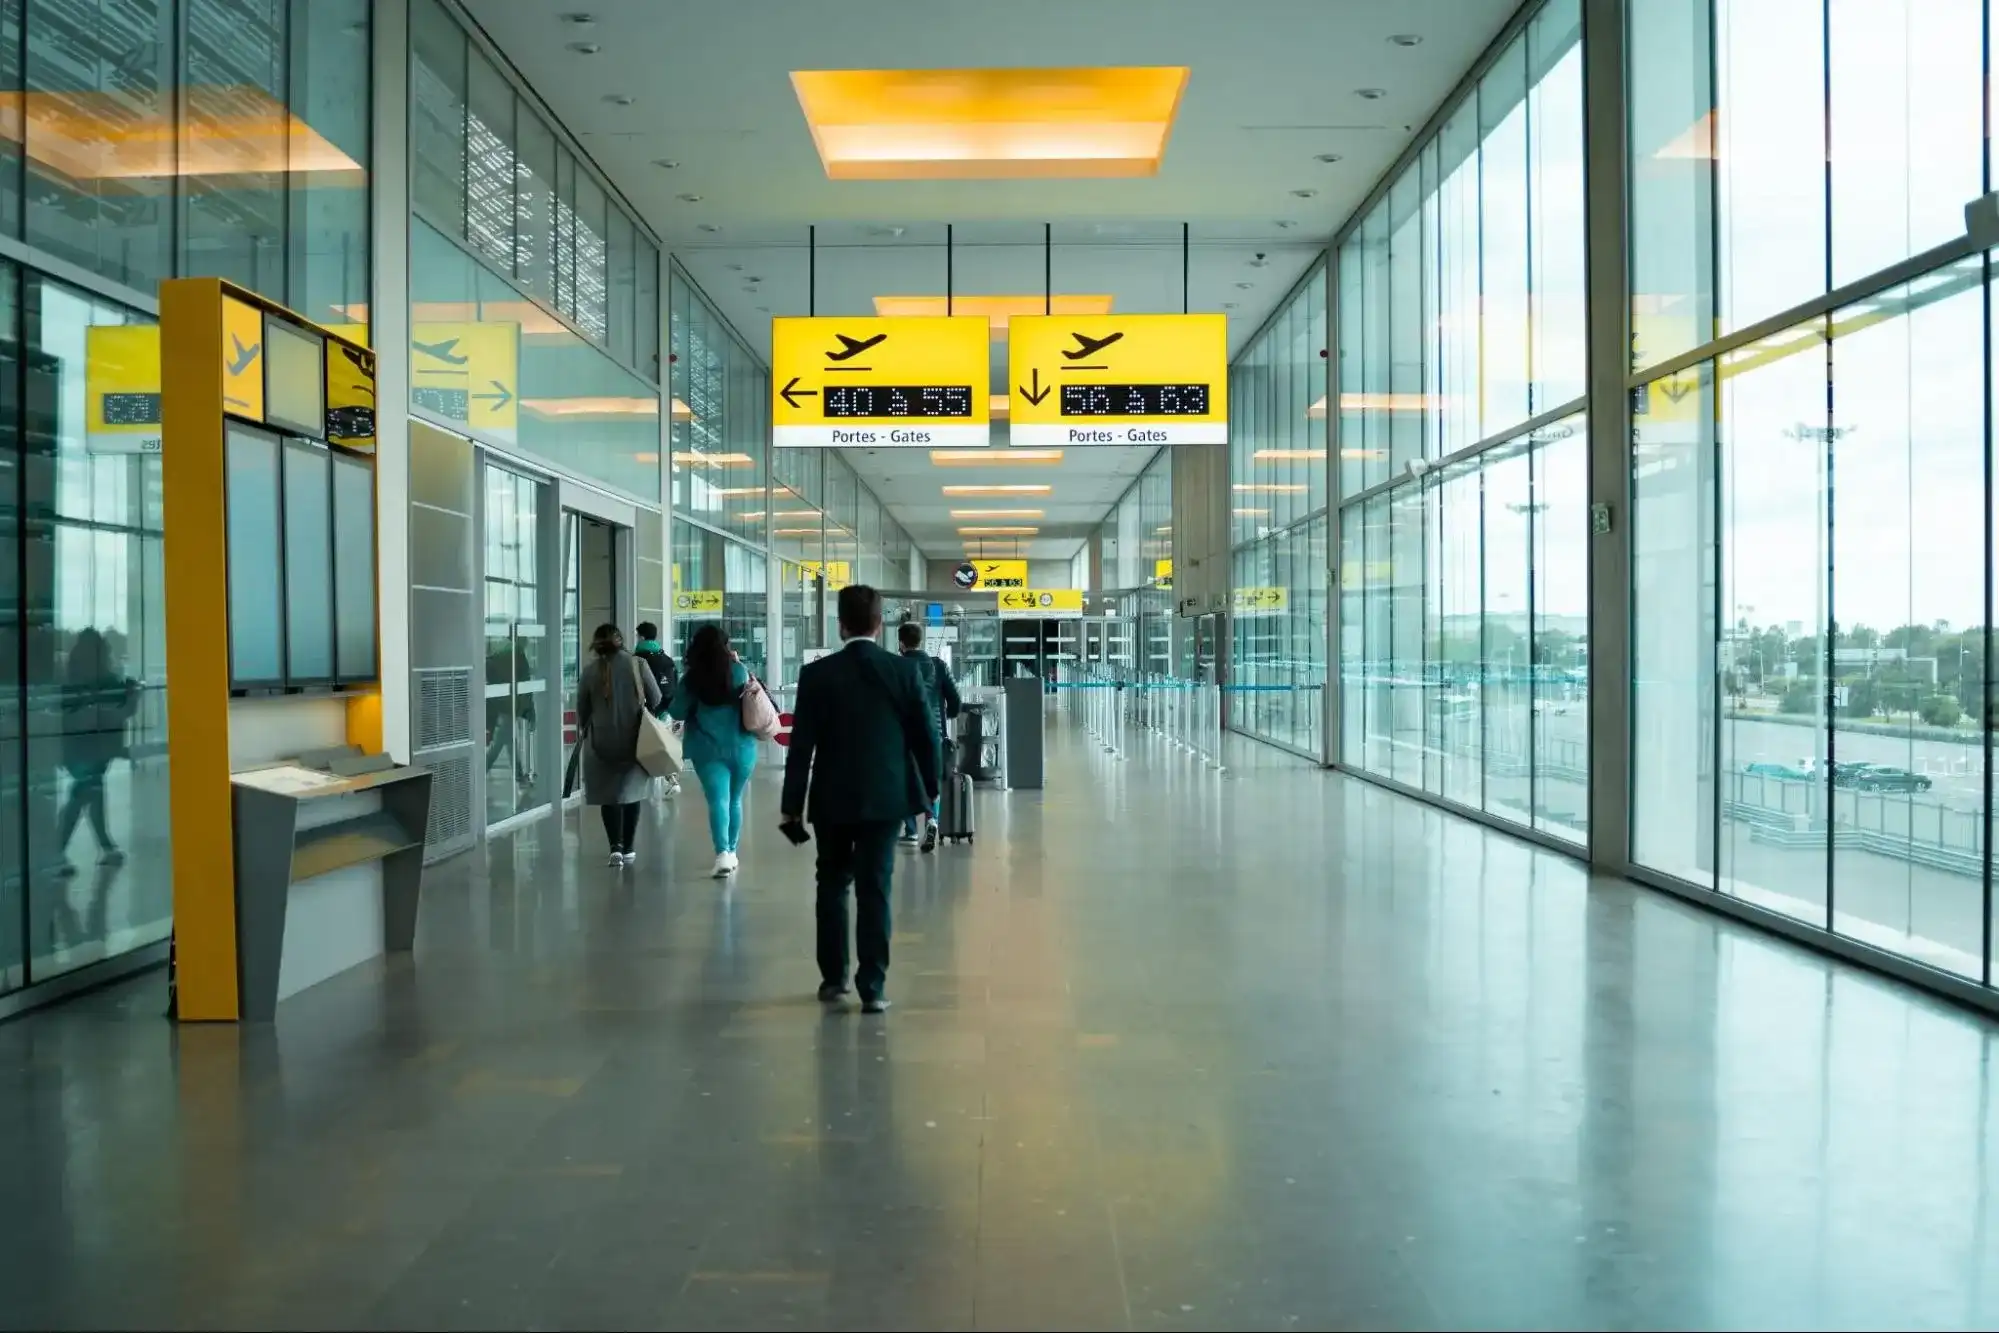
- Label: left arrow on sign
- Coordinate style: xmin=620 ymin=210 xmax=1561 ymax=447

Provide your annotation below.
xmin=781 ymin=376 xmax=818 ymax=409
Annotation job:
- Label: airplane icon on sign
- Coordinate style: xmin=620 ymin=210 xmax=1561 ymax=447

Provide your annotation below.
xmin=825 ymin=332 xmax=887 ymax=362
xmin=227 ymin=334 xmax=260 ymax=376
xmin=415 ymin=336 xmax=470 ymax=365
xmin=1062 ymin=331 xmax=1123 ymax=360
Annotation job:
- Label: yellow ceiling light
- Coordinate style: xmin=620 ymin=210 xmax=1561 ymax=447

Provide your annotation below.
xmin=790 ymin=67 xmax=1188 ymax=180
xmin=671 ymin=398 xmax=696 ymax=422
xmin=17 ymin=86 xmax=363 ymax=182
xmin=772 ymin=527 xmax=823 ymax=536
xmin=949 ymin=508 xmax=1045 ymax=519
xmin=672 ymin=450 xmax=754 ymax=467
xmin=942 ymin=483 xmax=1052 ymax=496
xmin=1254 ymin=448 xmax=1327 ymax=460
xmin=715 ymin=487 xmax=764 ymax=498
xmin=931 ymin=449 xmax=1063 ymax=466
xmin=958 ymin=525 xmax=1040 ymax=536
xmin=1337 ymin=392 xmax=1435 ymax=412
xmin=875 ymin=293 xmax=1115 ymax=339
xmin=1234 ymin=483 xmax=1307 ymax=493
xmin=1233 ymin=508 xmax=1271 ymax=516
xmin=736 ymin=512 xmax=766 ymax=521
xmin=773 ymin=509 xmax=823 ymax=519
xmin=521 ymin=395 xmax=661 ymax=420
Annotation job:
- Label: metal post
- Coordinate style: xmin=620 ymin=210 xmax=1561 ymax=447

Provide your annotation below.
xmin=1583 ymin=0 xmax=1633 ymax=873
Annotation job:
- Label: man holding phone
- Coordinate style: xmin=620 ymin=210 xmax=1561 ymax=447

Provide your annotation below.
xmin=780 ymin=585 xmax=940 ymax=1014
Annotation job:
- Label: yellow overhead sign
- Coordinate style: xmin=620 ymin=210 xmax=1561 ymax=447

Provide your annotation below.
xmin=772 ymin=315 xmax=990 ymax=449
xmin=1007 ymin=312 xmax=1228 ymax=447
xmin=674 ymin=589 xmax=724 ymax=615
xmin=412 ymin=322 xmax=519 ymax=443
xmin=325 ymin=340 xmax=378 ymax=451
xmin=799 ymin=560 xmax=851 ymax=589
xmin=955 ymin=558 xmax=1026 ymax=589
xmin=997 ymin=588 xmax=1084 ymax=617
xmin=85 ymin=325 xmax=163 ymax=455
xmin=221 ymin=295 xmax=265 ymax=423
xmin=1233 ymin=586 xmax=1289 ymax=614
xmin=1155 ymin=557 xmax=1173 ymax=589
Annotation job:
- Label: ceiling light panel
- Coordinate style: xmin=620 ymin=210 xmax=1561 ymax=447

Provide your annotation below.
xmin=931 ymin=449 xmax=1062 ymax=466
xmin=790 ymin=67 xmax=1189 ymax=180
xmin=949 ymin=508 xmax=1045 ymax=518
xmin=941 ymin=484 xmax=1053 ymax=496
xmin=874 ymin=293 xmax=1114 ymax=339
xmin=958 ymin=525 xmax=1040 ymax=535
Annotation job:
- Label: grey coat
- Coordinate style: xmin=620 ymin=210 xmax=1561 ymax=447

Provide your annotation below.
xmin=576 ymin=649 xmax=662 ymax=805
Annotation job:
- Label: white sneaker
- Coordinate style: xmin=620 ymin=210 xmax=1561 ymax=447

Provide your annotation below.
xmin=607 ymin=851 xmax=625 ymax=868
xmin=711 ymin=853 xmax=732 ymax=878
xmin=619 ymin=851 xmax=636 ymax=867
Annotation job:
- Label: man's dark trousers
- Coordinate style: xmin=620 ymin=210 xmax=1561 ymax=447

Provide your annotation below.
xmin=814 ymin=819 xmax=899 ymax=999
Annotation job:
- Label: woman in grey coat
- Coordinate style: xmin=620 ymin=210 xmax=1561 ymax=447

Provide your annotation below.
xmin=576 ymin=623 xmax=661 ymax=867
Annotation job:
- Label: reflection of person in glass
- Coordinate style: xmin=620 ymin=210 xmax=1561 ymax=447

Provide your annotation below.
xmin=485 ymin=636 xmax=535 ymax=786
xmin=55 ymin=627 xmax=138 ymax=877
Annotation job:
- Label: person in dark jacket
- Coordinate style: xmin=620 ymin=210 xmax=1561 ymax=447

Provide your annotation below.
xmin=780 ymin=586 xmax=939 ymax=1013
xmin=55 ymin=628 xmax=138 ymax=877
xmin=896 ymin=621 xmax=961 ymax=851
xmin=632 ymin=621 xmax=680 ymax=796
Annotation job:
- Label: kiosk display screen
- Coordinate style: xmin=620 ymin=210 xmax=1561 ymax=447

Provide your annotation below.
xmin=264 ymin=315 xmax=325 ymax=438
xmin=330 ymin=451 xmax=378 ymax=682
xmin=282 ymin=440 xmax=333 ymax=683
xmin=225 ymin=424 xmax=284 ymax=687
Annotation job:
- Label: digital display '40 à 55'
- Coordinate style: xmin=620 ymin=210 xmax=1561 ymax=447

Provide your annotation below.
xmin=772 ymin=316 xmax=991 ymax=448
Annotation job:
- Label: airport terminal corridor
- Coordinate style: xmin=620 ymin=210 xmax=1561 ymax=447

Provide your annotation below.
xmin=3 ymin=719 xmax=1995 ymax=1332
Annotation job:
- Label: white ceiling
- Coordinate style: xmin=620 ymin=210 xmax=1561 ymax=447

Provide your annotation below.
xmin=459 ymin=0 xmax=1518 ymax=560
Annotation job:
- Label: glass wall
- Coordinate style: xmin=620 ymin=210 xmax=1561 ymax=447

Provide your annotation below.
xmin=481 ymin=462 xmax=549 ymax=827
xmin=0 ymin=0 xmax=371 ymax=322
xmin=1331 ymin=0 xmax=1584 ymax=823
xmin=410 ymin=0 xmax=657 ymax=381
xmin=0 ymin=265 xmax=175 ymax=997
xmin=671 ymin=266 xmax=767 ymax=539
xmin=411 ymin=218 xmax=660 ymax=501
xmin=1230 ymin=258 xmax=1329 ymax=754
xmin=1629 ymin=0 xmax=1999 ymax=986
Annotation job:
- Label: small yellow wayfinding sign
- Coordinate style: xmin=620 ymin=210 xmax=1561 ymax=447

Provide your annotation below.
xmin=675 ymin=590 xmax=724 ymax=615
xmin=1007 ymin=312 xmax=1228 ymax=447
xmin=772 ymin=315 xmax=990 ymax=449
xmin=996 ymin=588 xmax=1084 ymax=617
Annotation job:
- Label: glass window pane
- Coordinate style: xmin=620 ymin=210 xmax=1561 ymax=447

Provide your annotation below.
xmin=24 ymin=0 xmax=176 ymax=290
xmin=181 ymin=0 xmax=288 ymax=298
xmin=1528 ymin=0 xmax=1585 ymax=410
xmin=571 ymin=171 xmax=608 ymax=342
xmin=1482 ymin=445 xmax=1531 ymax=825
xmin=1628 ymin=0 xmax=1715 ymax=373
xmin=1479 ymin=38 xmax=1531 ymax=438
xmin=607 ymin=208 xmax=636 ymax=366
xmin=465 ymin=47 xmax=515 ymax=272
xmin=410 ymin=0 xmax=467 ymax=240
xmin=287 ymin=0 xmax=372 ymax=328
xmin=1531 ymin=416 xmax=1588 ymax=842
xmin=514 ymin=106 xmax=556 ymax=304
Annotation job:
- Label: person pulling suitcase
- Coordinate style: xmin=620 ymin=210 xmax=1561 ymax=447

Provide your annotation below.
xmin=896 ymin=622 xmax=960 ymax=852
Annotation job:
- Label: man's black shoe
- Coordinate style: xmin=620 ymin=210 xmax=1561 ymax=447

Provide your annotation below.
xmin=818 ymin=981 xmax=848 ymax=1004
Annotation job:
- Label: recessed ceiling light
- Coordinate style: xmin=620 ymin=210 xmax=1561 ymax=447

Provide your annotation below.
xmin=791 ymin=66 xmax=1189 ymax=180
xmin=950 ymin=508 xmax=1045 ymax=519
xmin=1356 ymin=88 xmax=1387 ymax=100
xmin=1315 ymin=152 xmax=1343 ymax=164
xmin=1234 ymin=281 xmax=1254 ymax=290
xmin=1222 ymin=302 xmax=1239 ymax=309
xmin=1274 ymin=220 xmax=1298 ymax=229
xmin=868 ymin=225 xmax=908 ymax=238
xmin=604 ymin=93 xmax=635 ymax=105
xmin=696 ymin=223 xmax=721 ymax=233
xmin=561 ymin=11 xmax=597 ymax=24
xmin=1292 ymin=188 xmax=1318 ymax=199
xmin=1388 ymin=33 xmax=1422 ymax=46
xmin=931 ymin=450 xmax=1062 ymax=465
xmin=942 ymin=483 xmax=1053 ymax=496
xmin=652 ymin=158 xmax=680 ymax=169
xmin=726 ymin=263 xmax=743 ymax=271
xmin=567 ymin=41 xmax=600 ymax=53
xmin=746 ymin=276 xmax=762 ymax=283
xmin=958 ymin=526 xmax=1039 ymax=536
xmin=678 ymin=193 xmax=703 ymax=203
xmin=757 ymin=305 xmax=770 ymax=312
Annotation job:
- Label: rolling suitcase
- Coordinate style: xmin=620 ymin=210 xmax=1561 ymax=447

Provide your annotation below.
xmin=936 ymin=728 xmax=974 ymax=845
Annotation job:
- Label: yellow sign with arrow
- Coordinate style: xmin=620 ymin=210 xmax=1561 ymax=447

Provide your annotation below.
xmin=412 ymin=323 xmax=519 ymax=443
xmin=996 ymin=588 xmax=1084 ymax=617
xmin=771 ymin=315 xmax=990 ymax=449
xmin=1233 ymin=586 xmax=1289 ymax=614
xmin=1007 ymin=312 xmax=1228 ymax=447
xmin=674 ymin=589 xmax=724 ymax=615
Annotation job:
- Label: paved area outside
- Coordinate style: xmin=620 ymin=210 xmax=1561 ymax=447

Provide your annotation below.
xmin=1 ymin=718 xmax=1997 ymax=1330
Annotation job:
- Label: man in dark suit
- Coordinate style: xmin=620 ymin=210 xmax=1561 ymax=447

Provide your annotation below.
xmin=781 ymin=585 xmax=940 ymax=1013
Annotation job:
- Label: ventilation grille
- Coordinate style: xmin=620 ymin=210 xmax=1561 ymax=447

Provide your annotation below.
xmin=422 ymin=747 xmax=476 ymax=862
xmin=416 ymin=669 xmax=473 ymax=751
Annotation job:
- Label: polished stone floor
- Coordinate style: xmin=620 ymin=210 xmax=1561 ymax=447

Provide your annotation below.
xmin=3 ymin=718 xmax=1998 ymax=1331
